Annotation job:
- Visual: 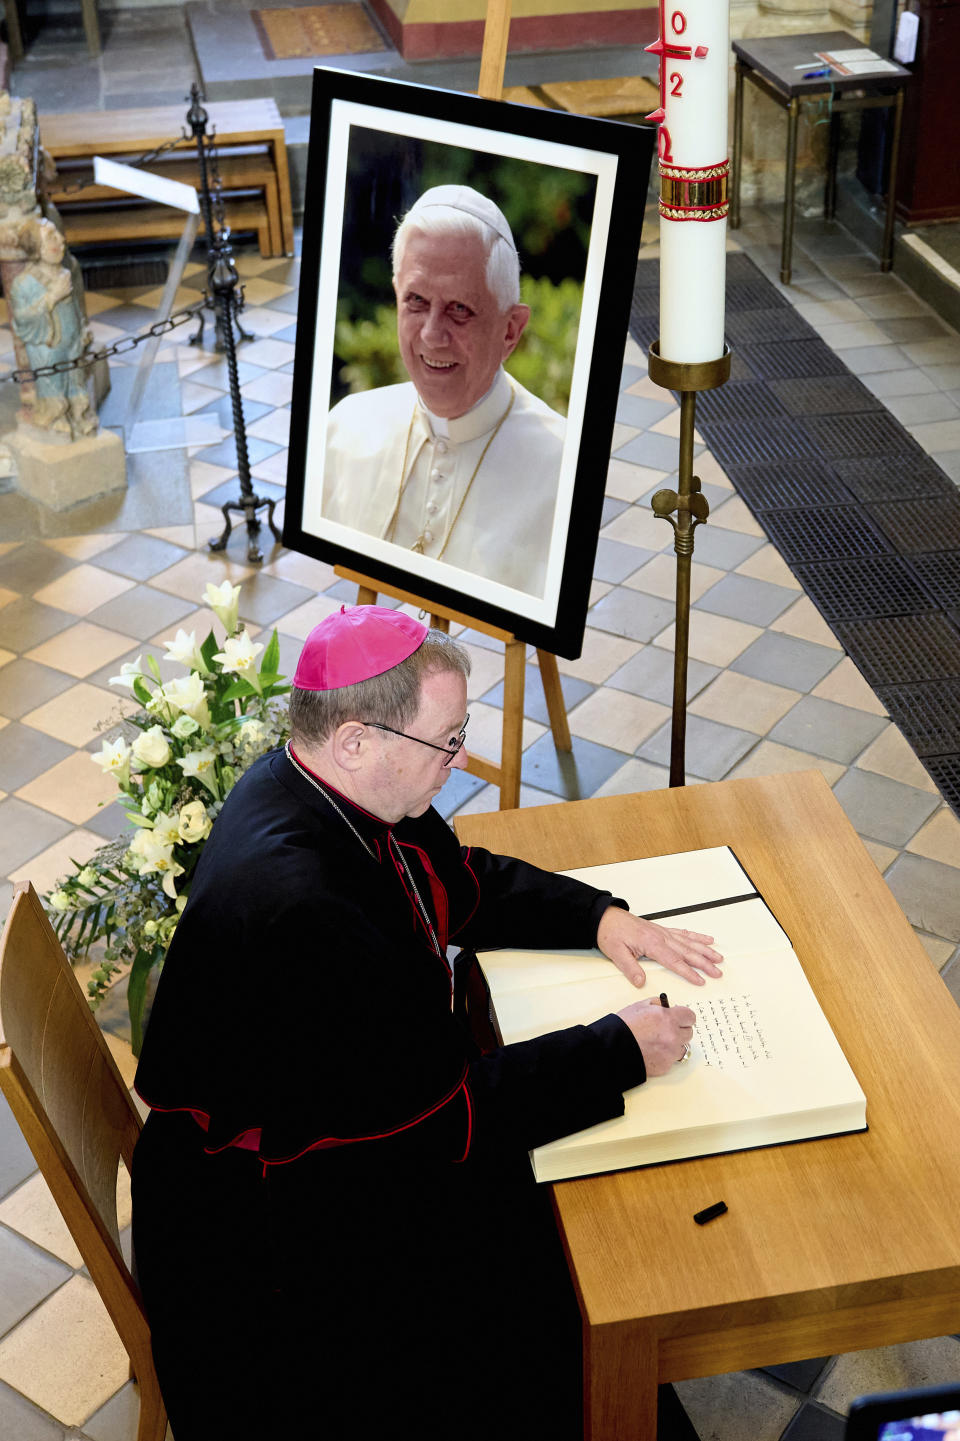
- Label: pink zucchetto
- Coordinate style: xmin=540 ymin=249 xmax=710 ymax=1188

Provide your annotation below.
xmin=293 ymin=605 xmax=427 ymax=691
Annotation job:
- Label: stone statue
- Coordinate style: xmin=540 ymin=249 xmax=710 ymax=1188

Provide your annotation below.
xmin=6 ymin=216 xmax=98 ymax=436
xmin=0 ymin=92 xmax=124 ymax=508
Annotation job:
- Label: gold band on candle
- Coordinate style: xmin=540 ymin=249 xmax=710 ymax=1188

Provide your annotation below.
xmin=660 ymin=175 xmax=728 ymax=209
xmin=660 ymin=199 xmax=729 ymax=222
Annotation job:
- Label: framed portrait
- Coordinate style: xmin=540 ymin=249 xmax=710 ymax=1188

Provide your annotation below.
xmin=283 ymin=67 xmax=654 ymax=658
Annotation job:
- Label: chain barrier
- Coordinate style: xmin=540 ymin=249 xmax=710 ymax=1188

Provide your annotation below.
xmin=6 ymin=298 xmax=212 ymax=384
xmin=54 ymin=132 xmax=189 ymax=197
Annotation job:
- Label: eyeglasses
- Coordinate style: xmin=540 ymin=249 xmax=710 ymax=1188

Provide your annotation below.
xmin=362 ymin=714 xmax=470 ymax=767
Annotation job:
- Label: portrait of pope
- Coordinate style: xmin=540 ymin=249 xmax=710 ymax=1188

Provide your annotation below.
xmin=321 ymin=184 xmax=567 ymax=599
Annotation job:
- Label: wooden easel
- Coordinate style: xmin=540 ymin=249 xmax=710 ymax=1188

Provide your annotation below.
xmin=336 ymin=0 xmax=573 ymax=812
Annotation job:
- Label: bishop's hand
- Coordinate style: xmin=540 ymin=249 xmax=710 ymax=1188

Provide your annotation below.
xmin=596 ymin=904 xmax=723 ymax=989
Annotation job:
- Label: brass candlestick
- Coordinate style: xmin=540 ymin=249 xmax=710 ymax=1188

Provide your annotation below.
xmin=647 ymin=342 xmax=731 ymax=786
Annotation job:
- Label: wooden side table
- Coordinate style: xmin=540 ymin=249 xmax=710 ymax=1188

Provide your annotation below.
xmin=730 ymin=30 xmax=911 ymax=283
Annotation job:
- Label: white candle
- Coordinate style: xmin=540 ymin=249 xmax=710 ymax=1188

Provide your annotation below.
xmin=646 ymin=0 xmax=730 ymax=364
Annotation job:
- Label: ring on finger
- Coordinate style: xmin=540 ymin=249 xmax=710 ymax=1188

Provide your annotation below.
xmin=676 ymin=1042 xmax=691 ymax=1065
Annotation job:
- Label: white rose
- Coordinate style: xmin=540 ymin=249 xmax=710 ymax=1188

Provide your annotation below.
xmin=178 ymin=800 xmax=212 ymax=844
xmin=132 ymin=725 xmax=171 ymax=769
xmin=171 ymin=713 xmax=200 ymax=739
xmin=48 ymin=889 xmax=72 ymax=911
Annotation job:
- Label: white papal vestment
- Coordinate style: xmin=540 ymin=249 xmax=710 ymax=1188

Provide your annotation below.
xmin=321 ymin=369 xmax=565 ymax=597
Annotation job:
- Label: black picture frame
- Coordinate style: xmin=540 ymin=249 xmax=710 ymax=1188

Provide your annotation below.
xmin=283 ymin=66 xmax=654 ymax=659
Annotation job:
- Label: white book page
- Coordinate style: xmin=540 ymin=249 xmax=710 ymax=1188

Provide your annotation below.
xmin=497 ymin=947 xmax=865 ymax=1180
xmin=562 ymin=846 xmax=755 ymax=916
xmin=480 ymin=896 xmax=791 ymax=997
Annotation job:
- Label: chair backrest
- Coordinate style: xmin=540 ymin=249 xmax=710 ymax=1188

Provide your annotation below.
xmin=0 ymin=880 xmax=150 ymax=1357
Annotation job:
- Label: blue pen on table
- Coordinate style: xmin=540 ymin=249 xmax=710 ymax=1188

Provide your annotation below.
xmin=802 ymin=67 xmax=832 ymax=78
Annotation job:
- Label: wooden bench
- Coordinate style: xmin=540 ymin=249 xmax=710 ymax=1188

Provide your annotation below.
xmin=39 ymin=99 xmax=295 ymax=259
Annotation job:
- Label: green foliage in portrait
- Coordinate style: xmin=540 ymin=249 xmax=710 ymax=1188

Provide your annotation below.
xmin=333 ymin=271 xmax=583 ymax=416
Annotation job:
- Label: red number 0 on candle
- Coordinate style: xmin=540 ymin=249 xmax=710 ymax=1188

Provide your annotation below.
xmin=671 ymin=10 xmax=687 ymax=32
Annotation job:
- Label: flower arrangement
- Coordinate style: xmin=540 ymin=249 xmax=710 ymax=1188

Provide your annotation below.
xmin=44 ymin=581 xmax=290 ymax=1054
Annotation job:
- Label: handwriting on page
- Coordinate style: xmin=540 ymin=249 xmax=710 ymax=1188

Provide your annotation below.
xmin=695 ymin=994 xmax=772 ymax=1069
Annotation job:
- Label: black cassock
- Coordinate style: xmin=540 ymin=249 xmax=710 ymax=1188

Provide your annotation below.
xmin=133 ymin=748 xmax=645 ymax=1440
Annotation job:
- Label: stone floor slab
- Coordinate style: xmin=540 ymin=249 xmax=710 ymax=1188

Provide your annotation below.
xmin=831 ymin=768 xmax=941 ymax=848
xmin=768 ymin=696 xmax=888 ymax=764
xmin=884 ymin=852 xmax=960 ymax=942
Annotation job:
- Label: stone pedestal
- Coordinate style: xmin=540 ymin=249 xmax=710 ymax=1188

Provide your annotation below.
xmin=7 ymin=423 xmax=126 ymax=511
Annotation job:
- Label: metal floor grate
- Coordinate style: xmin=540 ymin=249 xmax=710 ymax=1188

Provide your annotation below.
xmin=740 ymin=340 xmax=849 ymax=380
xmin=725 ymin=308 xmax=814 ymax=346
xmin=726 ymin=460 xmax=852 ymax=510
xmin=831 ymin=455 xmax=955 ymax=501
xmin=800 ymin=413 xmax=925 ymax=459
xmin=910 ymin=552 xmax=960 ymax=609
xmin=696 ymin=383 xmax=788 ymax=422
xmin=629 ymin=253 xmax=960 ymax=822
xmin=758 ymin=506 xmax=892 ymax=563
xmin=922 ymin=755 xmax=960 ymax=813
xmin=866 ymin=497 xmax=960 ymax=554
xmin=768 ymin=376 xmax=882 ymax=417
xmin=832 ymin=615 xmax=960 ymax=685
xmin=791 ymin=556 xmax=935 ymax=620
xmin=704 ymin=419 xmax=822 ymax=465
xmin=874 ymin=681 xmax=960 ymax=757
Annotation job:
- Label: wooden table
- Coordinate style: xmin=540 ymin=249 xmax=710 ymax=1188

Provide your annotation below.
xmin=454 ymin=772 xmax=960 ymax=1440
xmin=730 ymin=32 xmax=911 ymax=283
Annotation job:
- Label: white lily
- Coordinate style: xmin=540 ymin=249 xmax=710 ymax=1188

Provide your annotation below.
xmin=163 ymin=628 xmax=209 ymax=674
xmin=150 ymin=809 xmax=182 ymax=850
xmin=108 ymin=656 xmax=144 ymax=690
xmin=177 ymin=745 xmax=220 ymax=798
xmin=149 ymin=671 xmax=211 ymax=730
xmin=204 ymin=580 xmax=241 ymax=636
xmin=213 ymin=632 xmax=264 ymax=685
xmin=91 ymin=736 xmax=132 ymax=788
xmin=127 ymin=827 xmax=185 ymax=896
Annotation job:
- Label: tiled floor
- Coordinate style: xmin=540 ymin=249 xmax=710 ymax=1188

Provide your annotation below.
xmin=1 ymin=203 xmax=959 ymax=1438
xmin=2 ymin=5 xmax=960 ymax=1435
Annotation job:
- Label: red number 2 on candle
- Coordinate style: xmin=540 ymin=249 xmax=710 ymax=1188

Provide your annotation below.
xmin=669 ymin=71 xmax=683 ymax=96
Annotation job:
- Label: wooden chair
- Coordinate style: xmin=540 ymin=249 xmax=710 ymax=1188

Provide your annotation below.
xmin=0 ymin=881 xmax=167 ymax=1441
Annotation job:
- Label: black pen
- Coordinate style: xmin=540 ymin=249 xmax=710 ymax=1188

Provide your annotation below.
xmin=659 ymin=991 xmax=669 ymax=1008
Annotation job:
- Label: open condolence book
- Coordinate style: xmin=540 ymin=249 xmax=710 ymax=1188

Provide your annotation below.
xmin=478 ymin=847 xmax=867 ymax=1182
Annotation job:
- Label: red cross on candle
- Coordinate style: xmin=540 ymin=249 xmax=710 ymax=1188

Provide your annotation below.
xmin=644 ymin=0 xmax=710 ymax=125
